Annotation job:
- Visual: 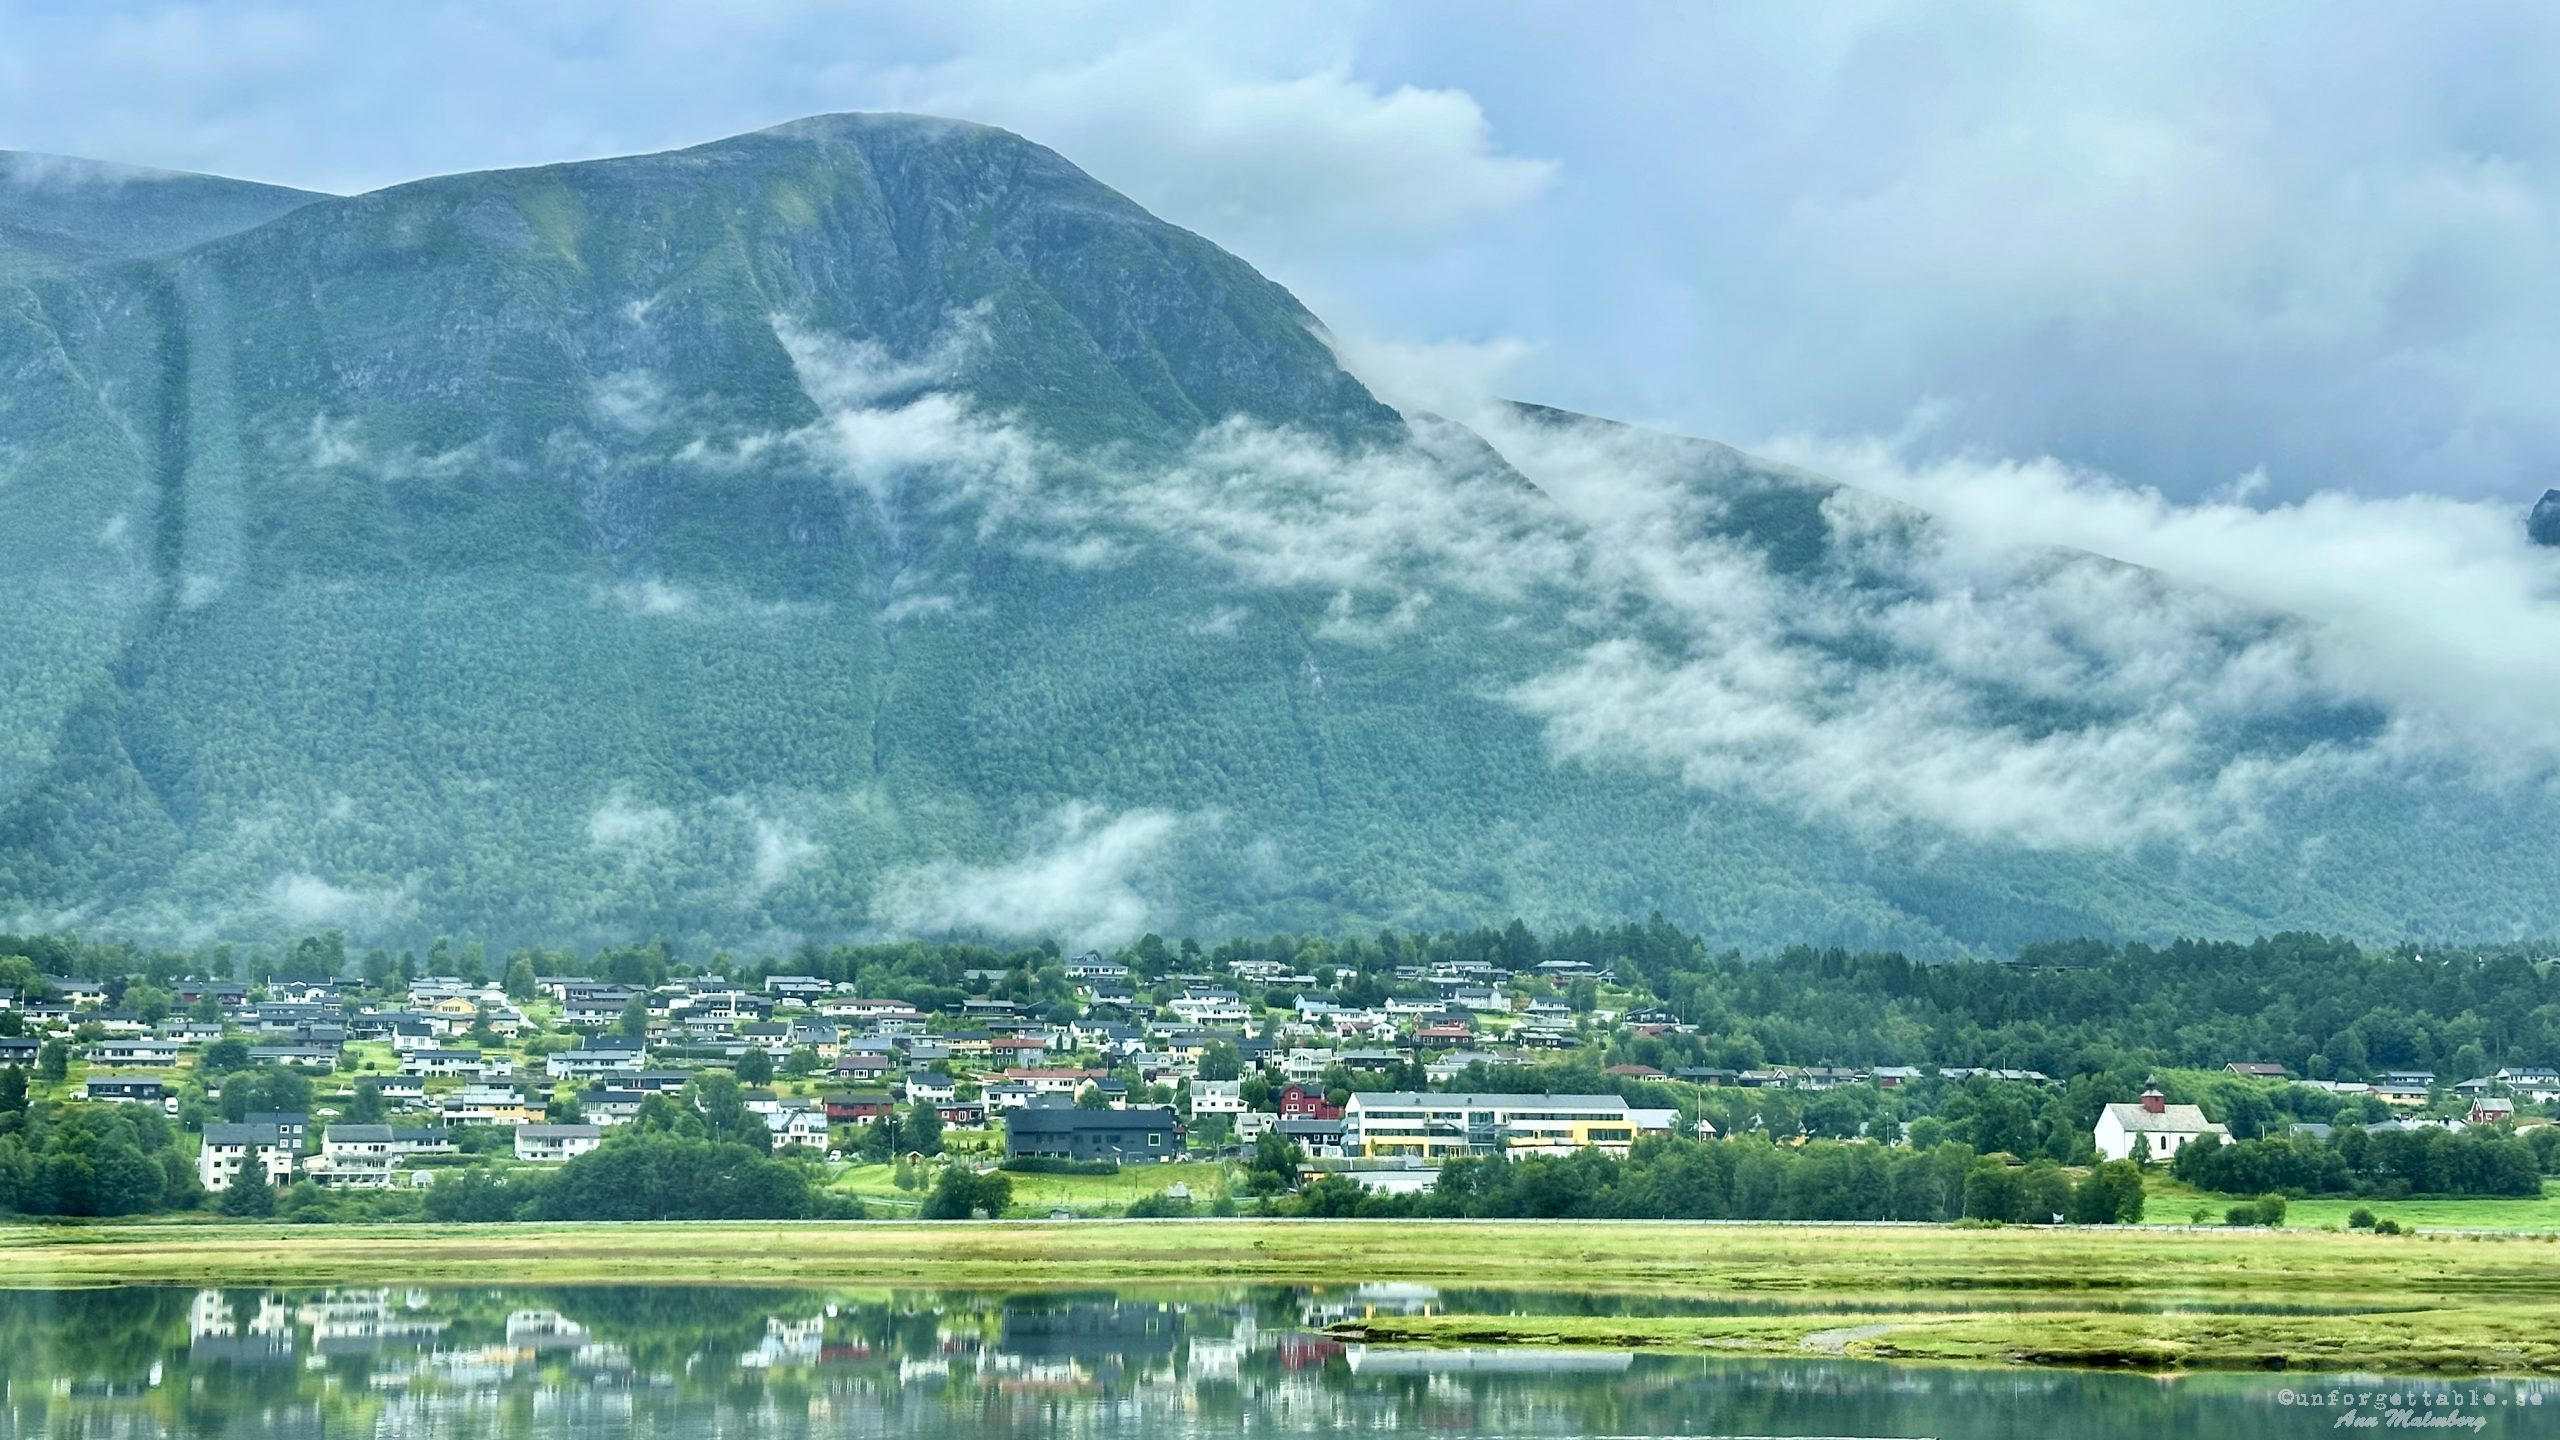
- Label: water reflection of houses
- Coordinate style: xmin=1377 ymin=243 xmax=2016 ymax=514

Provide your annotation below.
xmin=188 ymin=1290 xmax=295 ymax=1365
xmin=997 ymin=1299 xmax=1184 ymax=1362
xmin=1183 ymin=1311 xmax=1259 ymax=1381
xmin=504 ymin=1308 xmax=592 ymax=1352
xmin=739 ymin=1313 xmax=828 ymax=1368
xmin=1301 ymin=1283 xmax=1444 ymax=1328
xmin=294 ymin=1290 xmax=451 ymax=1356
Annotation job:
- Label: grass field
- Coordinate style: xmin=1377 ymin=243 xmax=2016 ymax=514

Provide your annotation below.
xmin=830 ymin=1161 xmax=1234 ymax=1216
xmin=2145 ymin=1176 xmax=2560 ymax=1232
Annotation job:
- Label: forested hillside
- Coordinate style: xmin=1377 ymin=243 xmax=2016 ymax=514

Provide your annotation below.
xmin=1 ymin=114 xmax=2555 ymax=954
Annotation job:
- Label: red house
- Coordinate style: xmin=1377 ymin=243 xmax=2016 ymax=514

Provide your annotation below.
xmin=1278 ymin=1084 xmax=1342 ymax=1121
xmin=824 ymin=1091 xmax=896 ymax=1123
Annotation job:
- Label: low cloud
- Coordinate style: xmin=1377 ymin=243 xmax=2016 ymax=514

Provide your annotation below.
xmin=588 ymin=369 xmax=668 ymax=435
xmin=599 ymin=578 xmax=697 ymax=617
xmin=745 ymin=311 xmax=2560 ymax=855
xmin=873 ymin=803 xmax=1188 ymax=950
xmin=265 ymin=870 xmax=416 ymax=935
xmin=1767 ymin=432 xmax=2560 ymax=774
xmin=587 ymin=793 xmax=678 ymax=853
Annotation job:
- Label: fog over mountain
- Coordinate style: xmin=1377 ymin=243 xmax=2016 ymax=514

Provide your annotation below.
xmin=3 ymin=114 xmax=2557 ymax=955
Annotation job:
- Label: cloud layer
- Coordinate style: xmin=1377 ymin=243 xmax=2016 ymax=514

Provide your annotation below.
xmin=741 ymin=307 xmax=2560 ymax=855
xmin=873 ymin=802 xmax=1190 ymax=951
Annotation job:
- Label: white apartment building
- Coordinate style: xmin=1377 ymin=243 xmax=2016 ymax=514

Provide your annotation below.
xmin=1342 ymin=1092 xmax=1641 ymax=1161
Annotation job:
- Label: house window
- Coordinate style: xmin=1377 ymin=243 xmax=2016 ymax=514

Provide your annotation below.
xmin=1148 ymin=1133 xmax=1163 ymax=1147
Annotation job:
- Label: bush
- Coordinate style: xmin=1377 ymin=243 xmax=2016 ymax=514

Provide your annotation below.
xmin=2224 ymin=1193 xmax=2287 ymax=1228
xmin=531 ymin=1134 xmax=823 ymax=1221
xmin=2373 ymin=1218 xmax=2403 ymax=1235
xmin=998 ymin=1156 xmax=1120 ymax=1176
xmin=2347 ymin=1206 xmax=2376 ymax=1230
xmin=1124 ymin=1191 xmax=1195 ymax=1218
xmin=921 ymin=1167 xmax=1012 ymax=1219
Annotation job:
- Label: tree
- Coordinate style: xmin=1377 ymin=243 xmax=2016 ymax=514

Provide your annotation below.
xmin=734 ymin=1048 xmax=775 ymax=1086
xmin=920 ymin=1167 xmax=1011 ymax=1219
xmin=124 ymin=984 xmax=174 ymax=1023
xmin=344 ymin=1078 xmax=387 ymax=1125
xmin=1198 ymin=1042 xmax=1243 ymax=1083
xmin=0 ymin=1066 xmax=24 ymax=1116
xmin=686 ymin=1071 xmax=760 ymax=1146
xmin=219 ymin=1167 xmax=275 ymax=1219
xmin=616 ymin=995 xmax=652 ymax=1038
xmin=901 ymin=1102 xmax=944 ymax=1157
xmin=425 ymin=1167 xmax=525 ymax=1222
xmin=1246 ymin=1131 xmax=1302 ymax=1192
xmin=503 ymin=957 xmax=538 ymax=1001
xmin=199 ymin=1037 xmax=251 ymax=1076
xmin=36 ymin=1040 xmax=68 ymax=1084
xmin=782 ymin=1048 xmax=824 ymax=1077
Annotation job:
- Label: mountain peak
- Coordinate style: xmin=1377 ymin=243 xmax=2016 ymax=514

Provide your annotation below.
xmin=2531 ymin=490 xmax=2560 ymax=547
xmin=746 ymin=111 xmax=1026 ymax=146
xmin=0 ymin=150 xmax=323 ymax=273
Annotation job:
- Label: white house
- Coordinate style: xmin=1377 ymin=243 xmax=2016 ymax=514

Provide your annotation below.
xmin=198 ymin=1122 xmax=297 ymax=1192
xmin=513 ymin=1124 xmax=603 ymax=1163
xmin=1189 ymin=1078 xmax=1247 ymax=1116
xmin=2093 ymin=1087 xmax=2229 ymax=1162
xmin=764 ymin=1107 xmax=831 ymax=1150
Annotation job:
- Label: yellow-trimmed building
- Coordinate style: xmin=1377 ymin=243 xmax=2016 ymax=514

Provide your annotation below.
xmin=1341 ymin=1092 xmax=1650 ymax=1160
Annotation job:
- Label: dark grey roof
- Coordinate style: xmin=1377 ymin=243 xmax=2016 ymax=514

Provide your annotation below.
xmin=1006 ymin=1105 xmax=1179 ymax=1134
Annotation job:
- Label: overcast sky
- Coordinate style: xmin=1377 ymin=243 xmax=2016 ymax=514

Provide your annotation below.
xmin=4 ymin=0 xmax=2555 ymax=506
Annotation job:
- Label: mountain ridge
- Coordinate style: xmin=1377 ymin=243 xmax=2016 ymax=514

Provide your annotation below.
xmin=0 ymin=115 xmax=2551 ymax=956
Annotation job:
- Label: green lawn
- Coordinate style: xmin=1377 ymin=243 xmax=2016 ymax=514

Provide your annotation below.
xmin=2146 ymin=1175 xmax=2560 ymax=1231
xmin=831 ymin=1159 xmax=1235 ymax=1217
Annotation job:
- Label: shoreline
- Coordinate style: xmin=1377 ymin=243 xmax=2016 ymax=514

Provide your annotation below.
xmin=8 ymin=1219 xmax=2559 ymax=1376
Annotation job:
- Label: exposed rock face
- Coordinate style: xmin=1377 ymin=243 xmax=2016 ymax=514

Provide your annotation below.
xmin=2531 ymin=490 xmax=2560 ymax=547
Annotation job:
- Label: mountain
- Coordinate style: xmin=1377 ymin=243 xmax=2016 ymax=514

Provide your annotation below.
xmin=0 ymin=152 xmax=324 ymax=275
xmin=2 ymin=114 xmax=2554 ymax=957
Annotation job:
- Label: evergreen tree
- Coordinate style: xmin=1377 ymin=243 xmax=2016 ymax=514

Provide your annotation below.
xmin=219 ymin=1167 xmax=275 ymax=1219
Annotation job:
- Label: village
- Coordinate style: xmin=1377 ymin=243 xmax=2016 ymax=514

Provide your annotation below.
xmin=5 ymin=944 xmax=2553 ymax=1212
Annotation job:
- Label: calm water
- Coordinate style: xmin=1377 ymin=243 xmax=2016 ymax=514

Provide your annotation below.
xmin=1 ymin=1284 xmax=2553 ymax=1439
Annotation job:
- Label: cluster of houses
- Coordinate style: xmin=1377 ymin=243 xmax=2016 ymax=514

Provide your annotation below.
xmin=10 ymin=960 xmax=2559 ymax=1192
